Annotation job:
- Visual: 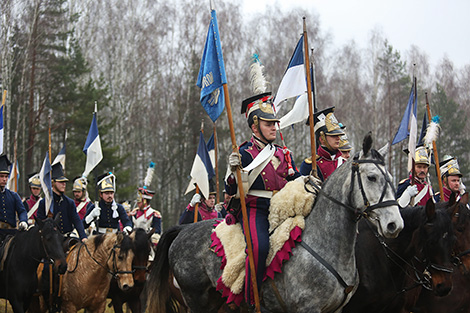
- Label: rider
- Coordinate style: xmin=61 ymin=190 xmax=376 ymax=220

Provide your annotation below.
xmin=179 ymin=179 xmax=221 ymax=224
xmin=396 ymin=146 xmax=435 ymax=207
xmin=83 ymin=172 xmax=132 ymax=235
xmin=338 ymin=132 xmax=353 ymax=164
xmin=226 ymin=87 xmax=301 ymax=307
xmin=299 ymin=107 xmax=345 ymax=181
xmin=37 ymin=163 xmax=87 ymax=241
xmin=0 ymin=154 xmax=28 ymax=233
xmin=434 ymin=155 xmax=465 ymax=202
xmin=129 ymin=186 xmax=162 ymax=243
xmin=72 ymin=176 xmax=93 ymax=220
xmin=23 ymin=172 xmax=42 ymax=224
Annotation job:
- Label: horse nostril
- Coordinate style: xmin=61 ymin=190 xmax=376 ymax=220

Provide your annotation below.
xmin=387 ymin=222 xmax=396 ymax=233
xmin=121 ymin=284 xmax=129 ymax=291
xmin=435 ymin=283 xmax=452 ymax=297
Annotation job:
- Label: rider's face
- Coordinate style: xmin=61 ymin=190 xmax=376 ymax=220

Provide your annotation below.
xmin=253 ymin=120 xmax=277 ymax=142
xmin=415 ymin=163 xmax=429 ymax=179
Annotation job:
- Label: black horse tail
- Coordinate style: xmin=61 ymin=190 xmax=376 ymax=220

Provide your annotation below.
xmin=146 ymin=225 xmax=184 ymax=313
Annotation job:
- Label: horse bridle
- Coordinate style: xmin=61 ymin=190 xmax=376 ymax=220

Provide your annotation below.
xmin=308 ymin=154 xmax=399 ymax=221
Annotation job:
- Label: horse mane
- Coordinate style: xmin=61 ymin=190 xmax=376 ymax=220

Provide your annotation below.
xmin=133 ymin=228 xmax=150 ymax=260
xmin=120 ymin=234 xmax=134 ymax=254
xmin=92 ymin=233 xmax=106 ymax=252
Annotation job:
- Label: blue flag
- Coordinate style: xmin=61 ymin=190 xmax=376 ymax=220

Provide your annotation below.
xmin=392 ymin=82 xmax=417 ymax=145
xmin=82 ymin=114 xmax=103 ymax=177
xmin=197 ymin=9 xmax=227 ymax=123
xmin=417 ymin=112 xmax=428 ymax=147
xmin=188 ymin=132 xmax=215 ymax=199
xmin=39 ymin=152 xmax=54 ymax=215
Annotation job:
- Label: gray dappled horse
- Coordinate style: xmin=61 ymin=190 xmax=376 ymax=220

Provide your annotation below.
xmin=146 ymin=132 xmax=404 ymax=313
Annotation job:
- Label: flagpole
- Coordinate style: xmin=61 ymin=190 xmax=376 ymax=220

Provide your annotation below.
xmin=409 ymin=77 xmax=417 ymax=206
xmin=425 ymin=92 xmax=444 ymax=201
xmin=1 ymin=90 xmax=6 ymax=155
xmin=48 ymin=115 xmax=52 ymax=163
xmin=303 ymin=18 xmax=317 ymax=177
xmin=13 ymin=131 xmax=17 ymax=192
xmin=93 ymin=102 xmax=99 ymax=204
xmin=193 ymin=122 xmax=205 ymax=224
xmin=223 ymin=84 xmax=261 ymax=312
xmin=213 ymin=123 xmax=220 ymax=203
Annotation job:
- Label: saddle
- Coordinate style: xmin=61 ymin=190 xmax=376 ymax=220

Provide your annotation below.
xmin=211 ymin=178 xmax=319 ymax=304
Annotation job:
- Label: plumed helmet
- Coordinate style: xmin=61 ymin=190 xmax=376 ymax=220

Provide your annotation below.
xmin=97 ymin=172 xmax=115 ymax=192
xmin=137 ymin=187 xmax=155 ymax=202
xmin=73 ymin=176 xmax=87 ymax=191
xmin=440 ymin=155 xmax=462 ymax=178
xmin=0 ymin=154 xmax=12 ymax=174
xmin=28 ymin=173 xmax=41 ymax=188
xmin=414 ymin=146 xmax=430 ymax=166
xmin=312 ymin=107 xmax=345 ymax=138
xmin=51 ymin=163 xmax=68 ymax=182
xmin=241 ymin=54 xmax=279 ymax=128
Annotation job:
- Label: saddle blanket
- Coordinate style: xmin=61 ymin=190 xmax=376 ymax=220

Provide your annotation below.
xmin=210 ymin=178 xmax=318 ymax=305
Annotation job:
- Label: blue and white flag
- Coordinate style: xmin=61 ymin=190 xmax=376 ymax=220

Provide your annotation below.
xmin=82 ymin=114 xmax=103 ymax=177
xmin=273 ymin=36 xmax=307 ymax=111
xmin=0 ymin=104 xmax=3 ymax=155
xmin=6 ymin=161 xmax=19 ymax=192
xmin=206 ymin=133 xmax=216 ymax=170
xmin=39 ymin=152 xmax=53 ymax=216
xmin=185 ymin=132 xmax=215 ymax=199
xmin=392 ymin=81 xmax=417 ymax=171
xmin=197 ymin=9 xmax=227 ymax=123
xmin=52 ymin=142 xmax=66 ymax=170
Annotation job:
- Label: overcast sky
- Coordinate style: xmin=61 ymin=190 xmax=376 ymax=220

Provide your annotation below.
xmin=242 ymin=0 xmax=470 ymax=69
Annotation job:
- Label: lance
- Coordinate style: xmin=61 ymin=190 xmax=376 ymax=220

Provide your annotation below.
xmin=1 ymin=90 xmax=6 ymax=155
xmin=213 ymin=123 xmax=220 ymax=203
xmin=409 ymin=77 xmax=417 ymax=206
xmin=425 ymin=92 xmax=444 ymax=201
xmin=48 ymin=115 xmax=52 ymax=163
xmin=303 ymin=18 xmax=317 ymax=177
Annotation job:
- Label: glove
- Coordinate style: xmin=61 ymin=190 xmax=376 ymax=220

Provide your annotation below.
xmin=190 ymin=193 xmax=202 ymax=207
xmin=406 ymin=185 xmax=419 ymax=197
xmin=229 ymin=152 xmax=242 ymax=172
xmin=18 ymin=221 xmax=28 ymax=231
xmin=85 ymin=207 xmax=101 ymax=224
xmin=123 ymin=226 xmax=132 ymax=235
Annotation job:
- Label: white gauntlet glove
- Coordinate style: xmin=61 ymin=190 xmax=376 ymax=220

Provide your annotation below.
xmin=190 ymin=193 xmax=202 ymax=207
xmin=85 ymin=207 xmax=101 ymax=224
xmin=123 ymin=226 xmax=132 ymax=235
xmin=18 ymin=221 xmax=28 ymax=231
xmin=398 ymin=185 xmax=419 ymax=208
xmin=229 ymin=152 xmax=242 ymax=172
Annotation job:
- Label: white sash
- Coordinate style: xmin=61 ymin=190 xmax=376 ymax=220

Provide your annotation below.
xmin=76 ymin=200 xmax=88 ymax=213
xmin=27 ymin=198 xmax=42 ymax=219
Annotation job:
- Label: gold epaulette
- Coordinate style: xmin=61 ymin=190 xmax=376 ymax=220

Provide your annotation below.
xmin=154 ymin=210 xmax=162 ymax=218
xmin=398 ymin=178 xmax=408 ymax=184
xmin=304 ymin=157 xmax=312 ymax=164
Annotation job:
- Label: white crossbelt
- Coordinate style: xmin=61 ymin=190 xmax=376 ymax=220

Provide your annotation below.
xmin=246 ymin=190 xmax=274 ymax=198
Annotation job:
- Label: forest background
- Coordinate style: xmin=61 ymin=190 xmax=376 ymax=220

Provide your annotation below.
xmin=1 ymin=0 xmax=469 ymax=228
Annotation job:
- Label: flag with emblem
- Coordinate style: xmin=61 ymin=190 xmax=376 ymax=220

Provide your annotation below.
xmin=39 ymin=152 xmax=53 ymax=216
xmin=196 ymin=9 xmax=227 ymax=123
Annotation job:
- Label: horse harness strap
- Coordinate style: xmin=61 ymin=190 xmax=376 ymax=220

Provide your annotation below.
xmin=268 ymin=279 xmax=289 ymax=313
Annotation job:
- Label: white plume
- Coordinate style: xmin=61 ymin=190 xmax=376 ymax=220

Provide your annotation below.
xmin=144 ymin=162 xmax=155 ymax=187
xmin=424 ymin=121 xmax=440 ymax=148
xmin=249 ymin=54 xmax=268 ymax=94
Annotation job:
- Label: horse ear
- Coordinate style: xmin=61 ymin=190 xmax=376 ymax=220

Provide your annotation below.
xmin=425 ymin=198 xmax=436 ymax=222
xmin=362 ymin=132 xmax=373 ymax=157
xmin=35 ymin=216 xmax=45 ymax=229
xmin=117 ymin=232 xmax=124 ymax=243
xmin=460 ymin=192 xmax=469 ymax=205
xmin=448 ymin=192 xmax=457 ymax=206
xmin=378 ymin=143 xmax=389 ymax=158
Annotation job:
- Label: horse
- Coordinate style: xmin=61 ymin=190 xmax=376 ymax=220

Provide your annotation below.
xmin=342 ymin=196 xmax=456 ymax=313
xmin=59 ymin=232 xmax=135 ymax=313
xmin=146 ymin=132 xmax=404 ymax=313
xmin=0 ymin=217 xmax=67 ymax=313
xmin=108 ymin=228 xmax=154 ymax=313
xmin=412 ymin=192 xmax=470 ymax=313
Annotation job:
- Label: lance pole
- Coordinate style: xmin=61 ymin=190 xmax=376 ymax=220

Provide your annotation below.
xmin=425 ymin=92 xmax=444 ymax=201
xmin=223 ymin=83 xmax=260 ymax=312
xmin=303 ymin=18 xmax=317 ymax=177
xmin=214 ymin=123 xmax=220 ymax=203
xmin=193 ymin=121 xmax=204 ymax=223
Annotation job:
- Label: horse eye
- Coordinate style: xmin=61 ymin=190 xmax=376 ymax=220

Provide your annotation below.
xmin=367 ymin=176 xmax=376 ymax=182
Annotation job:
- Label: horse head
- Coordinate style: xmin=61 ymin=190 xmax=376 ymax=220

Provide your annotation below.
xmin=108 ymin=232 xmax=135 ymax=291
xmin=129 ymin=228 xmax=152 ymax=284
xmin=346 ymin=132 xmax=404 ymax=238
xmin=448 ymin=192 xmax=470 ymax=274
xmin=407 ymin=198 xmax=455 ymax=296
xmin=35 ymin=216 xmax=67 ymax=274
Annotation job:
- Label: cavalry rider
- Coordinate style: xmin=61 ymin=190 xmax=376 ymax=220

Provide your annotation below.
xmin=83 ymin=172 xmax=132 ymax=235
xmin=129 ymin=187 xmax=162 ymax=242
xmin=23 ymin=172 xmax=42 ymax=224
xmin=338 ymin=132 xmax=353 ymax=164
xmin=37 ymin=163 xmax=87 ymax=241
xmin=0 ymin=154 xmax=28 ymax=233
xmin=72 ymin=176 xmax=93 ymax=220
xmin=299 ymin=107 xmax=345 ymax=181
xmin=396 ymin=146 xmax=435 ymax=207
xmin=179 ymin=180 xmax=222 ymax=224
xmin=226 ymin=90 xmax=301 ymax=307
xmin=435 ymin=155 xmax=465 ymax=202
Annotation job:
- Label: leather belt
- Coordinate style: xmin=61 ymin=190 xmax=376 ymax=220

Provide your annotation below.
xmin=97 ymin=227 xmax=117 ymax=234
xmin=246 ymin=190 xmax=279 ymax=199
xmin=0 ymin=221 xmax=14 ymax=229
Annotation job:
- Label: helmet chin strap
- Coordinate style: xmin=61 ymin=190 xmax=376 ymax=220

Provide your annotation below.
xmin=253 ymin=116 xmax=274 ymax=144
xmin=320 ymin=132 xmax=334 ymax=152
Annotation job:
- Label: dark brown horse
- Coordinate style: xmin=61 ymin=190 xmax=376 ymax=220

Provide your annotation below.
xmin=108 ymin=228 xmax=154 ymax=313
xmin=413 ymin=193 xmax=470 ymax=313
xmin=60 ymin=232 xmax=135 ymax=313
xmin=343 ymin=198 xmax=455 ymax=313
